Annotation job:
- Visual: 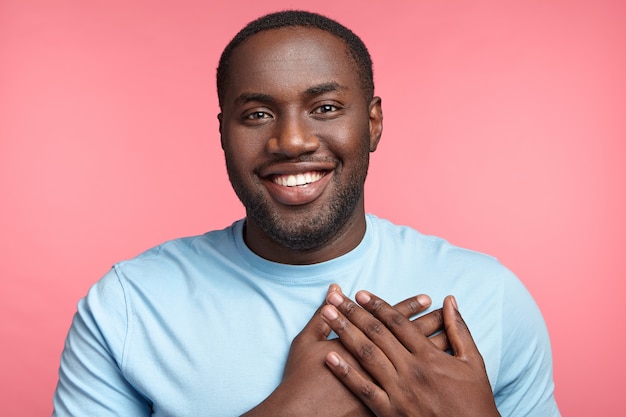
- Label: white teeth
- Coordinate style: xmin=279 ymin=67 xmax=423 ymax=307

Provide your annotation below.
xmin=274 ymin=171 xmax=324 ymax=187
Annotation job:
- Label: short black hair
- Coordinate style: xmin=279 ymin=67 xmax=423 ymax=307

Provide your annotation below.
xmin=216 ymin=10 xmax=374 ymax=108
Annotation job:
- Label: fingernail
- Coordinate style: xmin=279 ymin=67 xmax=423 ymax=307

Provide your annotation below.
xmin=416 ymin=294 xmax=431 ymax=306
xmin=327 ymin=352 xmax=340 ymax=366
xmin=356 ymin=291 xmax=371 ymax=304
xmin=450 ymin=295 xmax=458 ymax=310
xmin=328 ymin=292 xmax=343 ymax=307
xmin=322 ymin=305 xmax=339 ymax=320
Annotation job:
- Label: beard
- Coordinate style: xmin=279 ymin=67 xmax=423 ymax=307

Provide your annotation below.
xmin=226 ymin=153 xmax=370 ymax=252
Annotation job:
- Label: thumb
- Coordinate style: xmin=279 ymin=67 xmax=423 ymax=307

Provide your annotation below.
xmin=443 ymin=295 xmax=483 ymax=363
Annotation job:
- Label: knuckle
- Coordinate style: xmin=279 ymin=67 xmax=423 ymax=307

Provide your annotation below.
xmin=337 ymin=362 xmax=351 ymax=378
xmin=366 ymin=320 xmax=384 ymax=336
xmin=422 ymin=346 xmax=440 ymax=363
xmin=406 ymin=299 xmax=420 ymax=315
xmin=335 ymin=316 xmax=350 ymax=333
xmin=385 ymin=312 xmax=405 ymax=329
xmin=369 ymin=298 xmax=383 ymax=314
xmin=359 ymin=343 xmax=376 ymax=361
xmin=409 ymin=363 xmax=427 ymax=382
xmin=360 ymin=382 xmax=376 ymax=399
xmin=343 ymin=300 xmax=358 ymax=317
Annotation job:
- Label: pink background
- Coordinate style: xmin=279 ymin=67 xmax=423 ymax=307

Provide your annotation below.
xmin=1 ymin=1 xmax=625 ymax=415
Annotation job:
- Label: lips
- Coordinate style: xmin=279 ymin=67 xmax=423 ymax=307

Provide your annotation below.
xmin=259 ymin=164 xmax=334 ymax=206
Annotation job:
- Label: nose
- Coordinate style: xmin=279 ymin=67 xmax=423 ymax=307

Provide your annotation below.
xmin=266 ymin=113 xmax=319 ymax=157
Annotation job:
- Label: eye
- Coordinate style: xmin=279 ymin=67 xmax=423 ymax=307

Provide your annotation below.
xmin=245 ymin=111 xmax=272 ymax=120
xmin=312 ymin=104 xmax=339 ymax=114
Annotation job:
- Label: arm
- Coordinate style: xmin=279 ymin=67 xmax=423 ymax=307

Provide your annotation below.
xmin=53 ymin=271 xmax=151 ymax=416
xmin=242 ymin=285 xmax=447 ymax=417
xmin=321 ymin=290 xmax=500 ymax=417
xmin=491 ymin=275 xmax=560 ymax=416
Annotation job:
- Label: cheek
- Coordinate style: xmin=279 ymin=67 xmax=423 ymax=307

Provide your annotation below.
xmin=223 ymin=144 xmax=251 ymax=178
xmin=327 ymin=126 xmax=371 ymax=157
xmin=222 ymin=132 xmax=266 ymax=168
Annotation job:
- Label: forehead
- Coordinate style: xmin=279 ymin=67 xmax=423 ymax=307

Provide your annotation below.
xmin=224 ymin=27 xmax=360 ymax=101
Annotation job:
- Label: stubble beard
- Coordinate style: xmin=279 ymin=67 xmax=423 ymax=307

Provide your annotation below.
xmin=226 ymin=154 xmax=370 ymax=252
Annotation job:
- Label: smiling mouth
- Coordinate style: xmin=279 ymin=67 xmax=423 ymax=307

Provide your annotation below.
xmin=271 ymin=171 xmax=326 ymax=187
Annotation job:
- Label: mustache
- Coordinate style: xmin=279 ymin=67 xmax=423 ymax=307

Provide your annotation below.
xmin=256 ymin=155 xmax=337 ymax=172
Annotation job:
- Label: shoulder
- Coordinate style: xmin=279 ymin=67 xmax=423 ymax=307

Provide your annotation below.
xmin=113 ymin=221 xmax=242 ymax=281
xmin=367 ymin=214 xmax=509 ymax=281
xmin=367 ymin=216 xmax=558 ymax=414
xmin=126 ymin=222 xmax=238 ymax=262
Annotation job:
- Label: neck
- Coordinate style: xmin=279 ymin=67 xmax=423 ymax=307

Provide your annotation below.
xmin=243 ymin=210 xmax=367 ymax=265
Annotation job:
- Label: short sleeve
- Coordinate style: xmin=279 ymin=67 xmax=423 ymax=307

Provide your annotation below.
xmin=52 ymin=269 xmax=151 ymax=416
xmin=493 ymin=274 xmax=561 ymax=417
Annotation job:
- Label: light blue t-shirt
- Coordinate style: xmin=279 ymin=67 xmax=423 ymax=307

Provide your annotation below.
xmin=53 ymin=215 xmax=560 ymax=416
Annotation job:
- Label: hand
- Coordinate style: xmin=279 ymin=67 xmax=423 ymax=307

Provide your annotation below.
xmin=321 ymin=291 xmax=500 ymax=417
xmin=242 ymin=285 xmax=443 ymax=417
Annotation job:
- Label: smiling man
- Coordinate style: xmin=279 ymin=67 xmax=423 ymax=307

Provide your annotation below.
xmin=219 ymin=24 xmax=380 ymax=264
xmin=53 ymin=11 xmax=560 ymax=417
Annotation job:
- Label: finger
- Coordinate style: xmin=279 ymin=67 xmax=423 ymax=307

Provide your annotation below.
xmin=328 ymin=283 xmax=342 ymax=295
xmin=387 ymin=294 xmax=448 ymax=351
xmin=354 ymin=290 xmax=432 ymax=353
xmin=443 ymin=296 xmax=483 ymax=363
xmin=327 ymin=291 xmax=409 ymax=357
xmin=325 ymin=351 xmax=390 ymax=414
xmin=392 ymin=293 xmax=432 ymax=318
xmin=321 ymin=300 xmax=396 ymax=382
xmin=411 ymin=308 xmax=444 ymax=338
xmin=428 ymin=332 xmax=450 ymax=352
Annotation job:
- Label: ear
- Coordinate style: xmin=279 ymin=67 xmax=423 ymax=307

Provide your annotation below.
xmin=217 ymin=113 xmax=224 ymax=150
xmin=368 ymin=96 xmax=383 ymax=152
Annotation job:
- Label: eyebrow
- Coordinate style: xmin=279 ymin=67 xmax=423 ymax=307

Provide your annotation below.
xmin=302 ymin=82 xmax=348 ymax=99
xmin=234 ymin=92 xmax=275 ymax=105
xmin=233 ymin=82 xmax=348 ymax=106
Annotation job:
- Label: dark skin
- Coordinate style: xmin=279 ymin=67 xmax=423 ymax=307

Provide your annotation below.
xmin=322 ymin=290 xmax=500 ymax=417
xmin=219 ymin=27 xmax=381 ymax=265
xmin=243 ymin=285 xmax=449 ymax=417
xmin=219 ymin=27 xmax=500 ymax=416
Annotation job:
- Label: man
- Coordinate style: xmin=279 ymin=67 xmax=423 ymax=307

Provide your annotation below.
xmin=53 ymin=11 xmax=560 ymax=416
